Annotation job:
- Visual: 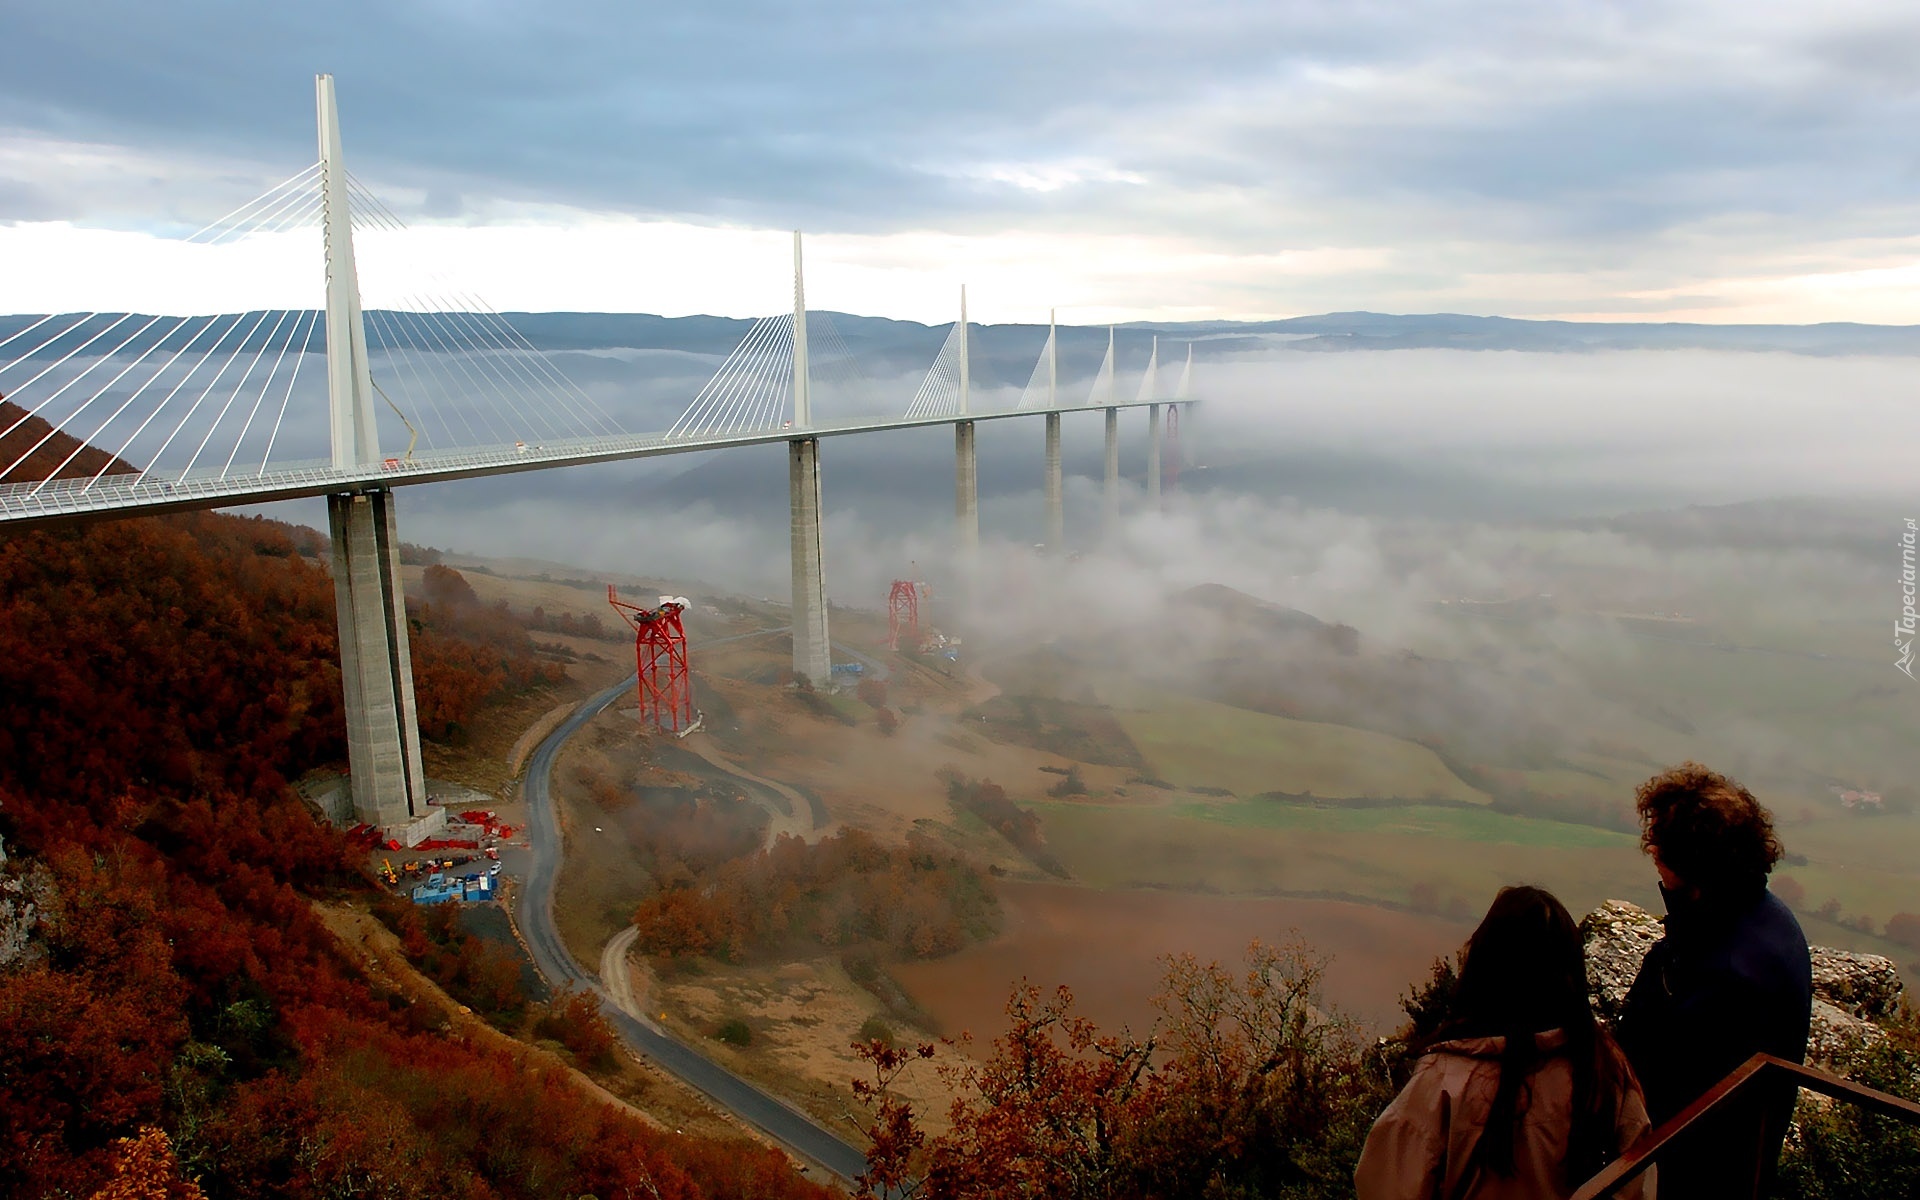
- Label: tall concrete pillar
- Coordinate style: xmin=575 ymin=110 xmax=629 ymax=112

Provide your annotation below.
xmin=328 ymin=489 xmax=426 ymax=832
xmin=1103 ymin=407 xmax=1120 ymax=537
xmin=955 ymin=419 xmax=979 ymax=564
xmin=788 ymin=437 xmax=831 ymax=688
xmin=1148 ymin=403 xmax=1163 ymax=507
xmin=1043 ymin=411 xmax=1063 ymax=552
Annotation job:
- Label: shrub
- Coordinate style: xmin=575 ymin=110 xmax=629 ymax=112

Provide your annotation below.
xmin=853 ymin=939 xmax=1394 ymax=1200
xmin=537 ymin=987 xmax=621 ymax=1072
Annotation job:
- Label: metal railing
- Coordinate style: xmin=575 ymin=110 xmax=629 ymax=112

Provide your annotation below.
xmin=1571 ymin=1053 xmax=1920 ymax=1200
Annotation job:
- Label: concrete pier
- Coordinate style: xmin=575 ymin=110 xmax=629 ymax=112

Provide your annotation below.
xmin=328 ymin=489 xmax=429 ymax=836
xmin=1103 ymin=407 xmax=1120 ymax=536
xmin=1043 ymin=411 xmax=1063 ymax=552
xmin=955 ymin=419 xmax=979 ymax=566
xmin=788 ymin=437 xmax=831 ymax=688
xmin=1148 ymin=402 xmax=1163 ymax=506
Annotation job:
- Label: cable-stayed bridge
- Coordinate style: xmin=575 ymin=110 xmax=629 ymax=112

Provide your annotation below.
xmin=0 ymin=75 xmax=1196 ymax=844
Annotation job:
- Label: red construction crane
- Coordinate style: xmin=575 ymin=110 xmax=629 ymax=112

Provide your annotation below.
xmin=887 ymin=578 xmax=927 ymax=651
xmin=607 ymin=585 xmax=693 ymax=733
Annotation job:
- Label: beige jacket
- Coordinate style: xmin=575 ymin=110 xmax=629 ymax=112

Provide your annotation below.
xmin=1355 ymin=1030 xmax=1654 ymax=1200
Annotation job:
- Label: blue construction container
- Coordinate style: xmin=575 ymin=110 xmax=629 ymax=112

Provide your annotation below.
xmin=411 ymin=873 xmax=496 ymax=905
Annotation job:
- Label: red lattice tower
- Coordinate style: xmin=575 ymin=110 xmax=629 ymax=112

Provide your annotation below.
xmin=1165 ymin=404 xmax=1181 ymax=494
xmin=887 ymin=579 xmax=922 ymax=651
xmin=608 ymin=585 xmax=693 ymax=733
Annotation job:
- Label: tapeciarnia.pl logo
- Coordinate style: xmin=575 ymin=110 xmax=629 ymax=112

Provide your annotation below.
xmin=1900 ymin=518 xmax=1917 ymax=680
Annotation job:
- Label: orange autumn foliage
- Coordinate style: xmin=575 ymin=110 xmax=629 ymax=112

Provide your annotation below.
xmin=0 ymin=508 xmax=827 ymax=1200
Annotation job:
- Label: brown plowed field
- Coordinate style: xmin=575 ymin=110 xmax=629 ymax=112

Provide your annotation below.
xmin=892 ymin=880 xmax=1473 ymax=1039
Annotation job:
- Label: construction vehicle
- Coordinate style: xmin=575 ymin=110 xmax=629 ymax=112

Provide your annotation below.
xmin=379 ymin=859 xmax=398 ymax=886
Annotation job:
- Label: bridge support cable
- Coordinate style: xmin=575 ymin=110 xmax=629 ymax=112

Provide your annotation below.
xmin=369 ymin=304 xmax=513 ymax=447
xmin=249 ymin=309 xmax=322 ymax=478
xmin=714 ymin=315 xmax=794 ymax=434
xmin=45 ymin=318 xmax=222 ymax=491
xmin=133 ymin=308 xmax=285 ymax=486
xmin=667 ymin=314 xmax=799 ymax=439
xmin=179 ymin=308 xmax=298 ymax=477
xmin=1088 ymin=325 xmax=1117 ymax=408
xmin=1015 ymin=309 xmax=1058 ymax=410
xmin=904 ymin=321 xmax=963 ymax=420
xmin=345 ymin=174 xmax=614 ymax=425
xmin=806 ymin=311 xmax=873 ymax=415
xmin=690 ymin=320 xmax=768 ymax=435
xmin=669 ymin=316 xmax=778 ymax=437
xmin=86 ymin=315 xmax=247 ymax=486
xmin=343 ymin=174 xmax=624 ymax=445
xmin=187 ymin=162 xmax=321 ymax=244
xmin=1136 ymin=333 xmax=1160 ymax=404
xmin=0 ymin=313 xmax=80 ymax=359
xmin=5 ymin=314 xmax=185 ymax=487
xmin=372 ymin=304 xmax=544 ymax=448
xmin=0 ymin=313 xmax=146 ymax=430
xmin=360 ymin=308 xmax=465 ymax=450
xmin=0 ymin=157 xmax=326 ymax=491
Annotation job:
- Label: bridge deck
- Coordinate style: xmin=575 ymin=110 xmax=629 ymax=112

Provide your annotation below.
xmin=0 ymin=397 xmax=1187 ymax=529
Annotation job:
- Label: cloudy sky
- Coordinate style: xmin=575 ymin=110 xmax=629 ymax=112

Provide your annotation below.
xmin=4 ymin=1 xmax=1920 ymax=323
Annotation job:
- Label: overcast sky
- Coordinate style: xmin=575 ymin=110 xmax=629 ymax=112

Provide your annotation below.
xmin=4 ymin=1 xmax=1920 ymax=323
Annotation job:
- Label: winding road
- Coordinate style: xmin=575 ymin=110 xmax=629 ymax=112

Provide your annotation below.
xmin=515 ymin=664 xmax=870 ymax=1184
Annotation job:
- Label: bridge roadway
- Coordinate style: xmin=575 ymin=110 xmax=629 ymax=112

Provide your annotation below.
xmin=515 ymin=668 xmax=871 ymax=1185
xmin=0 ymin=398 xmax=1173 ymax=530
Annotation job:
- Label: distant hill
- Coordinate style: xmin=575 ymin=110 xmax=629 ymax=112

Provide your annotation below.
xmin=6 ymin=312 xmax=1919 ymax=380
xmin=496 ymin=310 xmax=1920 ymax=360
xmin=0 ymin=397 xmax=136 ymax=483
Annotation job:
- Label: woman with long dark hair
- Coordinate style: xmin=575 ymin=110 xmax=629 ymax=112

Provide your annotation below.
xmin=1355 ymin=886 xmax=1653 ymax=1199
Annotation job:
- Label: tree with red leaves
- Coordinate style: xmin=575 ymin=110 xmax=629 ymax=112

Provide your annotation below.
xmin=852 ymin=940 xmax=1394 ymax=1200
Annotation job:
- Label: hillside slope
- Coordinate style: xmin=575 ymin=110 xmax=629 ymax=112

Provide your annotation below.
xmin=0 ymin=505 xmax=827 ymax=1199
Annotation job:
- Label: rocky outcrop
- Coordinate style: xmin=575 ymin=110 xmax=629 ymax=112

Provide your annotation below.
xmin=1810 ymin=948 xmax=1904 ymax=1021
xmin=1579 ymin=898 xmax=1904 ymax=1066
xmin=0 ymin=862 xmax=54 ymax=972
xmin=1580 ymin=900 xmax=1666 ymax=1023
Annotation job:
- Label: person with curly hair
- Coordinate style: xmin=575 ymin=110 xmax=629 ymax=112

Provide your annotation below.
xmin=1615 ymin=762 xmax=1811 ymax=1199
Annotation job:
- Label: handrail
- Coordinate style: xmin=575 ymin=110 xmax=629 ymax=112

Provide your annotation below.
xmin=1571 ymin=1053 xmax=1920 ymax=1200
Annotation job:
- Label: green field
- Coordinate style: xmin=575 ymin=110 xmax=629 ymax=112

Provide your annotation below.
xmin=1036 ymin=802 xmax=1654 ymax=921
xmin=1175 ymin=798 xmax=1634 ymax=849
xmin=1788 ymin=815 xmax=1920 ymax=879
xmin=1096 ymin=687 xmax=1490 ymax=805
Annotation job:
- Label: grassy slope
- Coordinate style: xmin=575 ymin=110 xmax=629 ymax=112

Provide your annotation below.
xmin=1035 ymin=802 xmax=1656 ymax=919
xmin=1098 ymin=686 xmax=1490 ymax=804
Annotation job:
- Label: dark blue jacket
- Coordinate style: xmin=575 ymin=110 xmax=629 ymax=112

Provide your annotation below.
xmin=1616 ymin=884 xmax=1812 ymax=1198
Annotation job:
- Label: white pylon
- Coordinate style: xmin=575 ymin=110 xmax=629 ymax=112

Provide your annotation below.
xmin=317 ymin=74 xmax=380 ymax=470
xmin=792 ymin=231 xmax=810 ymax=427
xmin=1136 ymin=335 xmax=1160 ymax=403
xmin=1178 ymin=342 xmax=1194 ymax=400
xmin=1048 ymin=308 xmax=1057 ymax=408
xmin=958 ymin=285 xmax=969 ymax=415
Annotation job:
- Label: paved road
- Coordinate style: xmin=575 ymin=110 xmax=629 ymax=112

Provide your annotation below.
xmin=515 ymin=670 xmax=870 ymax=1184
